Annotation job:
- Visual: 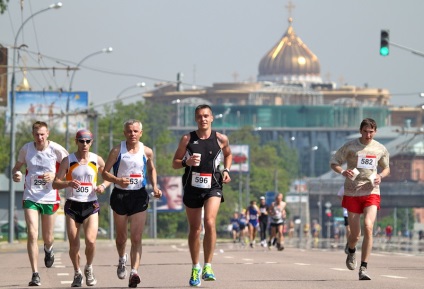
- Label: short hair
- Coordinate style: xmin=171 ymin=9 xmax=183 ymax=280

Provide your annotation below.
xmin=124 ymin=119 xmax=142 ymax=130
xmin=360 ymin=118 xmax=377 ymax=131
xmin=32 ymin=121 xmax=48 ymax=133
xmin=195 ymin=104 xmax=212 ymax=115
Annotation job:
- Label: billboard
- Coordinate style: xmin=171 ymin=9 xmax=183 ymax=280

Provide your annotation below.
xmin=230 ymin=144 xmax=249 ymax=173
xmin=6 ymin=91 xmax=89 ymax=133
xmin=157 ymin=176 xmax=184 ymax=212
xmin=0 ymin=47 xmax=7 ymax=107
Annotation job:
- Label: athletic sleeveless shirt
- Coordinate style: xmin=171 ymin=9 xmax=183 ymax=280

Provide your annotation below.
xmin=182 ymin=131 xmax=223 ymax=191
xmin=19 ymin=141 xmax=68 ymax=204
xmin=113 ymin=141 xmax=147 ymax=190
xmin=65 ymin=152 xmax=99 ymax=202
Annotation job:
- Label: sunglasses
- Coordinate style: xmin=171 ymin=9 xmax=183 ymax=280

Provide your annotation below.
xmin=78 ymin=139 xmax=92 ymax=144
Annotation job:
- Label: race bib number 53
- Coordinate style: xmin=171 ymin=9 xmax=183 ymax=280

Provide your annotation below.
xmin=191 ymin=172 xmax=212 ymax=189
xmin=126 ymin=174 xmax=142 ymax=190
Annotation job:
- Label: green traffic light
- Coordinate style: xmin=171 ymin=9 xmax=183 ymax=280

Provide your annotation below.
xmin=380 ymin=47 xmax=389 ymax=56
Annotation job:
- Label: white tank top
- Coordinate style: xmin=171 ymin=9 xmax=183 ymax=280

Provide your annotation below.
xmin=114 ymin=141 xmax=147 ymax=190
xmin=65 ymin=152 xmax=99 ymax=202
xmin=20 ymin=141 xmax=68 ymax=204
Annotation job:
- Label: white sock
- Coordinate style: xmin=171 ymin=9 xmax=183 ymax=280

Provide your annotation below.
xmin=193 ymin=263 xmax=201 ymax=269
xmin=75 ymin=268 xmax=82 ymax=274
xmin=204 ymin=263 xmax=211 ymax=268
xmin=44 ymin=244 xmax=53 ymax=252
xmin=131 ymin=268 xmax=137 ymax=274
xmin=85 ymin=264 xmax=92 ymax=270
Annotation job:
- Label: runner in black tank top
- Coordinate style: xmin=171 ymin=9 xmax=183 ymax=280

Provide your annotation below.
xmin=182 ymin=130 xmax=223 ymax=195
xmin=172 ymin=105 xmax=232 ymax=286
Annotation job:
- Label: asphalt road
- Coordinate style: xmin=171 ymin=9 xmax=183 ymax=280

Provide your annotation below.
xmin=1 ymin=238 xmax=423 ymax=289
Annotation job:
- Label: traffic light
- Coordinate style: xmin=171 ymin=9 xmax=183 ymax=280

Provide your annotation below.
xmin=380 ymin=29 xmax=390 ymax=56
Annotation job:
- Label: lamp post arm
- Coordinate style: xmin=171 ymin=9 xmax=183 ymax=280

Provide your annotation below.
xmin=65 ymin=47 xmax=113 ymax=149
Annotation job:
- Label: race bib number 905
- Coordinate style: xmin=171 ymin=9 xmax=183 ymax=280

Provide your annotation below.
xmin=73 ymin=182 xmax=93 ymax=198
xmin=191 ymin=172 xmax=212 ymax=189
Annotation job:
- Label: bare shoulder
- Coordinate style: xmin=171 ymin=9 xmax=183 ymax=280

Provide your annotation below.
xmin=216 ymin=131 xmax=229 ymax=146
xmin=144 ymin=145 xmax=154 ymax=158
xmin=179 ymin=133 xmax=191 ymax=146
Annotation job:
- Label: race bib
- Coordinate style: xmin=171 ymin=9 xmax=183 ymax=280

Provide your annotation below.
xmin=191 ymin=172 xmax=212 ymax=189
xmin=73 ymin=182 xmax=93 ymax=198
xmin=126 ymin=173 xmax=142 ymax=190
xmin=30 ymin=175 xmax=48 ymax=190
xmin=357 ymin=154 xmax=377 ymax=169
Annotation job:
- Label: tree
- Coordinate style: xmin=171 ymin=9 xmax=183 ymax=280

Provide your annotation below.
xmin=0 ymin=0 xmax=8 ymax=14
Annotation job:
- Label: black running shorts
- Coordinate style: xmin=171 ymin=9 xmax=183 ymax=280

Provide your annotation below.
xmin=64 ymin=200 xmax=100 ymax=224
xmin=110 ymin=187 xmax=149 ymax=216
xmin=183 ymin=187 xmax=224 ymax=209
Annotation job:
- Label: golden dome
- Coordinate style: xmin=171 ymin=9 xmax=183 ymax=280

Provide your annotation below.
xmin=258 ymin=17 xmax=321 ymax=83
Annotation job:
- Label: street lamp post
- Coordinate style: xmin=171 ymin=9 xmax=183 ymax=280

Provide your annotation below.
xmin=8 ymin=2 xmax=62 ymax=244
xmin=171 ymin=99 xmax=181 ymax=127
xmin=65 ymin=47 xmax=113 ymax=150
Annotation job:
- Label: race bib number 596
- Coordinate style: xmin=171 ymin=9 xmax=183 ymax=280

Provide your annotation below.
xmin=191 ymin=172 xmax=212 ymax=189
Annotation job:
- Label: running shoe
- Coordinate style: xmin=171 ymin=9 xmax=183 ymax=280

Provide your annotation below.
xmin=84 ymin=266 xmax=97 ymax=286
xmin=71 ymin=273 xmax=83 ymax=287
xmin=359 ymin=266 xmax=371 ymax=280
xmin=344 ymin=243 xmax=349 ymax=254
xmin=189 ymin=267 xmax=202 ymax=287
xmin=128 ymin=272 xmax=141 ymax=288
xmin=346 ymin=251 xmax=357 ymax=270
xmin=117 ymin=253 xmax=128 ymax=280
xmin=202 ymin=265 xmax=216 ymax=281
xmin=28 ymin=272 xmax=41 ymax=286
xmin=277 ymin=243 xmax=285 ymax=251
xmin=44 ymin=246 xmax=54 ymax=268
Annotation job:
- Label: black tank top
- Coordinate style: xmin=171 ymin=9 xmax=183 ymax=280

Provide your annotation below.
xmin=182 ymin=130 xmax=223 ymax=191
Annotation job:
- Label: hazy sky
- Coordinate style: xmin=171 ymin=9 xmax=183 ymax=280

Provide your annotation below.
xmin=1 ymin=0 xmax=424 ymax=108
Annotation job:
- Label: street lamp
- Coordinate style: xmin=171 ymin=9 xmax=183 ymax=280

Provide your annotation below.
xmin=65 ymin=47 xmax=113 ymax=150
xmin=8 ymin=2 xmax=62 ymax=244
xmin=171 ymin=99 xmax=181 ymax=127
xmin=310 ymin=145 xmax=318 ymax=177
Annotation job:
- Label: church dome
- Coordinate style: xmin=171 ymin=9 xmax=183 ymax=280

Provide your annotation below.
xmin=258 ymin=18 xmax=321 ymax=83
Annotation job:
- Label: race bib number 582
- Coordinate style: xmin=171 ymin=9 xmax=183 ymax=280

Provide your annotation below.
xmin=357 ymin=155 xmax=377 ymax=169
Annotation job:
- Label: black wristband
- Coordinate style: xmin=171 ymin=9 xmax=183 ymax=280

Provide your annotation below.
xmin=182 ymin=159 xmax=187 ymax=167
xmin=223 ymin=168 xmax=230 ymax=173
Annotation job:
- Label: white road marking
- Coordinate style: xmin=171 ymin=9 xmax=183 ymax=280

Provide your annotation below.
xmin=54 ymin=265 xmax=66 ymax=268
xmin=294 ymin=263 xmax=310 ymax=266
xmin=330 ymin=268 xmax=349 ymax=271
xmin=265 ymin=261 xmax=277 ymax=264
xmin=224 ymin=256 xmax=234 ymax=259
xmin=57 ymin=273 xmax=69 ymax=276
xmin=242 ymin=258 xmax=253 ymax=261
xmin=61 ymin=281 xmax=73 ymax=284
xmin=381 ymin=275 xmax=407 ymax=279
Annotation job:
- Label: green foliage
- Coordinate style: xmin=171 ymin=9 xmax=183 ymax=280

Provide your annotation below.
xmin=0 ymin=0 xmax=8 ymax=14
xmin=376 ymin=208 xmax=414 ymax=235
xmin=2 ymin=102 xmax=299 ymax=238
